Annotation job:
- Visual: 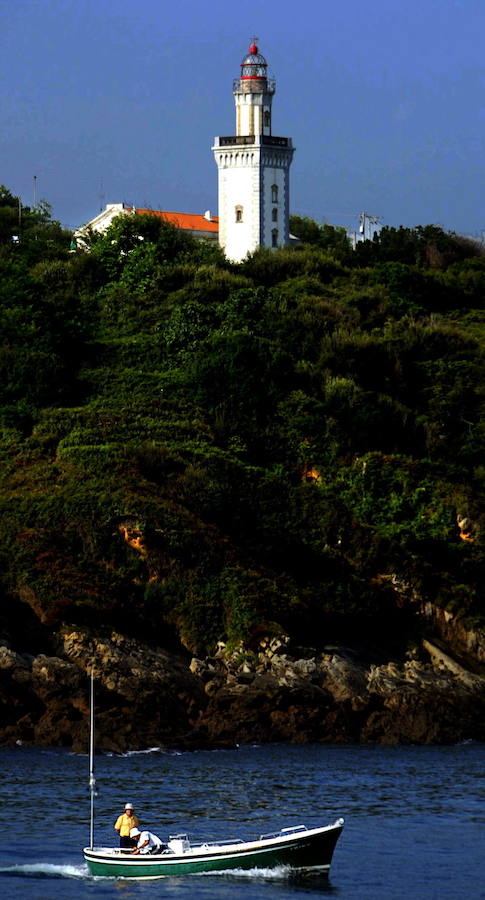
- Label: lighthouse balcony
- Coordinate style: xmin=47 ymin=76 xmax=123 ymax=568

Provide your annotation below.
xmin=217 ymin=135 xmax=291 ymax=148
xmin=262 ymin=135 xmax=291 ymax=147
xmin=218 ymin=135 xmax=256 ymax=146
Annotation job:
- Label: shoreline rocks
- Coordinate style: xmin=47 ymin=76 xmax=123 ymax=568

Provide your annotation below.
xmin=1 ymin=627 xmax=484 ymax=751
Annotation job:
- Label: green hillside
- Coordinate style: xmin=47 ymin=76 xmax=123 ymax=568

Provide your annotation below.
xmin=1 ymin=188 xmax=484 ymax=665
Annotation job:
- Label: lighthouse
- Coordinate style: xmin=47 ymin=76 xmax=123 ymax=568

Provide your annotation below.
xmin=213 ymin=40 xmax=294 ymax=262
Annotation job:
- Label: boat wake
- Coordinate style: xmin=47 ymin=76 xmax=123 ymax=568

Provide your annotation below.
xmin=196 ymin=863 xmax=332 ymax=882
xmin=105 ymin=747 xmax=183 ymax=757
xmin=0 ymin=862 xmax=89 ymax=880
xmin=198 ymin=865 xmax=293 ymax=880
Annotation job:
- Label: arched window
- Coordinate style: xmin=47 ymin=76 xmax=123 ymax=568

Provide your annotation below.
xmin=235 ymin=206 xmax=243 ymax=223
xmin=271 ymin=184 xmax=278 ymax=203
xmin=272 ymin=207 xmax=278 ymax=222
xmin=272 ymin=229 xmax=278 ymax=248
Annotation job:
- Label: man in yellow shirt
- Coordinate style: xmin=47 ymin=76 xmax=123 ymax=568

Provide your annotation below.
xmin=114 ymin=802 xmax=140 ymax=848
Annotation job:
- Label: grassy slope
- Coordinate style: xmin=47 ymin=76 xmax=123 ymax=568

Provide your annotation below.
xmin=0 ymin=212 xmax=483 ymax=664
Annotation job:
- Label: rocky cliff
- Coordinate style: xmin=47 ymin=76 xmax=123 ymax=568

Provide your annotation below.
xmin=1 ymin=617 xmax=484 ymax=751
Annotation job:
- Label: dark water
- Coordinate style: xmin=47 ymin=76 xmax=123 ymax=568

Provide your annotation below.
xmin=1 ymin=742 xmax=484 ymax=899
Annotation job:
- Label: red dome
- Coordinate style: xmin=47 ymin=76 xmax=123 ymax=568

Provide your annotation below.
xmin=249 ymin=42 xmax=258 ymax=54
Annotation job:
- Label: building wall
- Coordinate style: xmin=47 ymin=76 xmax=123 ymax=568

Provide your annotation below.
xmin=75 ymin=203 xmax=132 ymax=239
xmin=214 ymin=140 xmax=293 ymax=261
xmin=261 ymin=155 xmax=291 ymax=248
xmin=235 ymin=92 xmax=273 ymax=137
xmin=214 ymin=146 xmax=262 ymax=261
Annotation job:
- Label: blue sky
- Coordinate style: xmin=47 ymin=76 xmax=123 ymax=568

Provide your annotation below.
xmin=2 ymin=0 xmax=484 ymax=236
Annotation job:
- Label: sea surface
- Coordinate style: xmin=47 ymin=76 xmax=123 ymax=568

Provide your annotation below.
xmin=0 ymin=741 xmax=484 ymax=900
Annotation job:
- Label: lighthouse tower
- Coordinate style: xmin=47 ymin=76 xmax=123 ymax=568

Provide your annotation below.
xmin=213 ymin=41 xmax=294 ymax=262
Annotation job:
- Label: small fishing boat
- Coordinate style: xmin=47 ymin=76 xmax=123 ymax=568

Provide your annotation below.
xmin=83 ymin=820 xmax=344 ymax=878
xmin=82 ymin=673 xmax=344 ymax=879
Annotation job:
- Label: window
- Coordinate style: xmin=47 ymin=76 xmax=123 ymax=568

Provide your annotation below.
xmin=271 ymin=184 xmax=278 ymax=203
xmin=272 ymin=229 xmax=278 ymax=248
xmin=235 ymin=206 xmax=243 ymax=223
xmin=264 ymin=110 xmax=271 ymax=127
xmin=272 ymin=207 xmax=278 ymax=222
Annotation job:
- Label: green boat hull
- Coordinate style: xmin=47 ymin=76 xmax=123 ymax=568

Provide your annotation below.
xmin=83 ymin=821 xmax=344 ymax=879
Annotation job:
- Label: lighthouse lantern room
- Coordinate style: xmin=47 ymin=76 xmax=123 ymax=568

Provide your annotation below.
xmin=213 ymin=40 xmax=294 ymax=262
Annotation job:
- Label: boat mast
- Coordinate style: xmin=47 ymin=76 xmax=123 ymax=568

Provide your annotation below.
xmin=89 ymin=669 xmax=96 ymax=849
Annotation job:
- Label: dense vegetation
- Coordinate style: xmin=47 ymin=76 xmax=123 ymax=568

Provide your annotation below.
xmin=1 ymin=189 xmax=483 ymax=660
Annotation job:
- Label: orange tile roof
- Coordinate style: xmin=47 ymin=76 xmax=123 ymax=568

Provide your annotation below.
xmin=135 ymin=208 xmax=219 ymax=233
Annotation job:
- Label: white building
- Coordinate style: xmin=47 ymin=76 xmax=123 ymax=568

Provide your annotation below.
xmin=74 ymin=204 xmax=219 ymax=244
xmin=213 ymin=41 xmax=295 ymax=262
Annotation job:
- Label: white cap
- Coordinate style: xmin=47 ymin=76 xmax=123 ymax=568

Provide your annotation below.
xmin=130 ymin=827 xmax=141 ymax=838
xmin=125 ymin=802 xmax=133 ymax=810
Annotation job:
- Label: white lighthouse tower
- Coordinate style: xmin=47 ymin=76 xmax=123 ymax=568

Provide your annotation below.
xmin=213 ymin=40 xmax=294 ymax=262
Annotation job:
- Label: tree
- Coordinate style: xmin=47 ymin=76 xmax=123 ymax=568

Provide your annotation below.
xmin=353 ymin=225 xmax=485 ymax=269
xmin=89 ymin=213 xmax=197 ymax=284
xmin=289 ymin=215 xmax=351 ymax=258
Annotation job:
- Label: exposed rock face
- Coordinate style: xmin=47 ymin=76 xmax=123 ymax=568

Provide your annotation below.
xmin=1 ymin=627 xmax=484 ymax=751
xmin=419 ymin=603 xmax=485 ymax=671
xmin=0 ymin=628 xmax=206 ymax=753
xmin=191 ymin=639 xmax=485 ymax=746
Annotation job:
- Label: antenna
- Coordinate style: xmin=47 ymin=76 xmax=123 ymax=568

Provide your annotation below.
xmin=359 ymin=212 xmax=382 ymax=240
xmin=99 ymin=178 xmax=105 ymax=213
xmin=33 ymin=175 xmax=37 ymax=209
xmin=89 ymin=669 xmax=96 ymax=850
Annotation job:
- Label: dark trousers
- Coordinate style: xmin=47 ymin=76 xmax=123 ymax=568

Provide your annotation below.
xmin=120 ymin=835 xmax=136 ymax=849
